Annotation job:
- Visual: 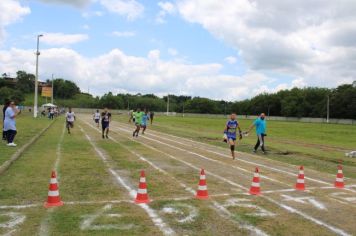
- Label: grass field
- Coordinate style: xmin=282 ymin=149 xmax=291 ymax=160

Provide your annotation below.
xmin=0 ymin=113 xmax=355 ymax=235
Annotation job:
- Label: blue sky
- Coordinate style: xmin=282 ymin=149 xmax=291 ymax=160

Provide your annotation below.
xmin=1 ymin=0 xmax=355 ymax=100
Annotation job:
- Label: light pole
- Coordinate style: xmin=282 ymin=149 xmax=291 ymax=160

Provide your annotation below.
xmin=51 ymin=74 xmax=54 ymax=104
xmin=33 ymin=34 xmax=43 ymax=118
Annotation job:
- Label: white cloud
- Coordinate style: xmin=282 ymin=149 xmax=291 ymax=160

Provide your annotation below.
xmin=37 ymin=0 xmax=91 ymax=8
xmin=41 ymin=33 xmax=89 ymax=46
xmin=224 ymin=56 xmax=237 ymax=64
xmin=112 ymin=31 xmax=136 ymax=37
xmin=81 ymin=11 xmax=104 ymax=18
xmin=0 ymin=47 xmax=280 ymax=101
xmin=168 ymin=48 xmax=178 ymax=56
xmin=156 ymin=1 xmax=175 ymax=23
xmin=0 ymin=0 xmax=30 ymax=43
xmin=100 ymin=0 xmax=144 ymax=20
xmin=82 ymin=24 xmax=90 ymax=30
xmin=176 ymin=0 xmax=356 ymax=87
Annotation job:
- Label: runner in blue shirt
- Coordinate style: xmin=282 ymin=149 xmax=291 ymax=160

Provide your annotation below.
xmin=246 ymin=113 xmax=267 ymax=154
xmin=141 ymin=111 xmax=150 ymax=135
xmin=223 ymin=113 xmax=242 ymax=160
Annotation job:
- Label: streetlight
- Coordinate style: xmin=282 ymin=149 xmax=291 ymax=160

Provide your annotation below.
xmin=34 ymin=34 xmax=43 ymax=118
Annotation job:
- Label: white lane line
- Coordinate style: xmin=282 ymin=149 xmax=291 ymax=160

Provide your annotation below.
xmin=39 ymin=123 xmax=66 ymax=236
xmin=83 ymin=120 xmax=269 ymax=236
xmin=79 ymin=125 xmax=175 ymax=236
xmin=106 ymin=122 xmax=352 ymax=236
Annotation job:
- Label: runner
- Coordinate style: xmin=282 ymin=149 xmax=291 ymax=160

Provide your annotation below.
xmin=141 ymin=111 xmax=150 ymax=135
xmin=101 ymin=108 xmax=111 ymax=139
xmin=149 ymin=111 xmax=154 ymax=125
xmin=132 ymin=108 xmax=144 ymax=137
xmin=246 ymin=113 xmax=267 ymax=154
xmin=223 ymin=113 xmax=242 ymax=160
xmin=66 ymin=107 xmax=76 ymax=134
xmin=93 ymin=109 xmax=101 ymax=127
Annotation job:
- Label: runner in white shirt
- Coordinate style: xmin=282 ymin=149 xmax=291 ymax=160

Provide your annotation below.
xmin=93 ymin=110 xmax=101 ymax=127
xmin=66 ymin=107 xmax=76 ymax=134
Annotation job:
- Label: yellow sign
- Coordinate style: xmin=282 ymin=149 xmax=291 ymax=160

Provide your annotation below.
xmin=41 ymin=86 xmax=52 ymax=97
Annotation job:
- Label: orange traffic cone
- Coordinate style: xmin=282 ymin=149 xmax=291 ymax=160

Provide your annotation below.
xmin=295 ymin=166 xmax=305 ymax=190
xmin=334 ymin=165 xmax=345 ymax=188
xmin=44 ymin=171 xmax=64 ymax=208
xmin=135 ymin=170 xmax=150 ymax=204
xmin=196 ymin=169 xmax=209 ymax=199
xmin=249 ymin=167 xmax=261 ymax=195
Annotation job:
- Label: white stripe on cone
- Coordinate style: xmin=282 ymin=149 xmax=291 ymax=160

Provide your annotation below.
xmin=48 ymin=190 xmax=59 ymax=197
xmin=198 ymin=185 xmax=207 ymax=191
xmin=338 ymin=170 xmax=343 ymax=174
xmin=50 ymin=179 xmax=58 ymax=184
xmin=140 ymin=177 xmax=146 ymax=182
xmin=251 ymin=182 xmax=260 ymax=187
xmin=336 ymin=178 xmax=343 ymax=182
xmin=297 ymin=179 xmax=305 ymax=183
xmin=299 ymin=171 xmax=304 ymax=175
xmin=137 ymin=188 xmax=147 ymax=194
xmin=253 ymin=173 xmax=259 ymax=177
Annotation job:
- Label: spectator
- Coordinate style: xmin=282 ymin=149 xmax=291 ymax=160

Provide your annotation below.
xmin=2 ymin=99 xmax=10 ymax=140
xmin=4 ymin=101 xmax=21 ymax=147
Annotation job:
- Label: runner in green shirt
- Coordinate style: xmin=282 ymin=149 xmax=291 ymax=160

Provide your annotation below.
xmin=132 ymin=108 xmax=144 ymax=137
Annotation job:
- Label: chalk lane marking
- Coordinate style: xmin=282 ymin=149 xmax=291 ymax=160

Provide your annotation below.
xmin=160 ymin=203 xmax=198 ymax=224
xmin=39 ymin=123 xmax=66 ymax=236
xmin=329 ymin=192 xmax=356 ymax=204
xmin=281 ymin=195 xmax=327 ymax=210
xmin=79 ymin=125 xmax=175 ymax=236
xmin=0 ymin=212 xmax=26 ymax=236
xmin=80 ymin=204 xmax=134 ymax=231
xmin=221 ymin=198 xmax=276 ymax=217
xmin=116 ymin=121 xmax=356 ymax=191
xmin=105 ymin=122 xmax=352 ymax=236
xmin=82 ymin=120 xmax=270 ymax=236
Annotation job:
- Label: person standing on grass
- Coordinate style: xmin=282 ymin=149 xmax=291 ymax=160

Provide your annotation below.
xmin=66 ymin=107 xmax=76 ymax=134
xmin=2 ymin=99 xmax=10 ymax=141
xmin=49 ymin=108 xmax=54 ymax=120
xmin=132 ymin=108 xmax=144 ymax=137
xmin=4 ymin=101 xmax=21 ymax=147
xmin=223 ymin=113 xmax=242 ymax=160
xmin=141 ymin=110 xmax=150 ymax=135
xmin=149 ymin=111 xmax=154 ymax=125
xmin=101 ymin=108 xmax=111 ymax=139
xmin=246 ymin=113 xmax=267 ymax=154
xmin=93 ymin=109 xmax=101 ymax=128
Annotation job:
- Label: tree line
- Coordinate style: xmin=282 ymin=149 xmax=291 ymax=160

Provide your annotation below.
xmin=1 ymin=71 xmax=355 ymax=119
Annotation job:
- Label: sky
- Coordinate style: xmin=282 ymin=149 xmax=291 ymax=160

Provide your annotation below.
xmin=0 ymin=0 xmax=356 ymax=101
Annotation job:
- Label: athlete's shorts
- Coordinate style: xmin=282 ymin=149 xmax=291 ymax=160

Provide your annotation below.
xmin=227 ymin=135 xmax=236 ymax=141
xmin=94 ymin=119 xmax=99 ymax=123
xmin=66 ymin=121 xmax=74 ymax=128
xmin=102 ymin=122 xmax=109 ymax=130
xmin=141 ymin=124 xmax=147 ymax=128
xmin=135 ymin=122 xmax=140 ymax=127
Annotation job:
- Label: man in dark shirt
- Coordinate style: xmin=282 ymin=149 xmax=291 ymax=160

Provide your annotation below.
xmin=2 ymin=99 xmax=10 ymax=140
xmin=101 ymin=107 xmax=112 ymax=139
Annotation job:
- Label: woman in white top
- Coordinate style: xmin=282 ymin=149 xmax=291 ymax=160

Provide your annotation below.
xmin=4 ymin=101 xmax=21 ymax=147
